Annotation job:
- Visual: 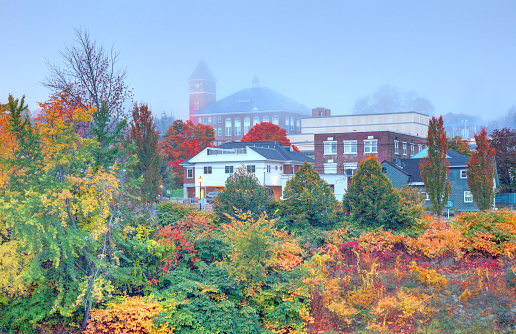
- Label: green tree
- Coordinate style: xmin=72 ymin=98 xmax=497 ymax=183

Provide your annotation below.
xmin=129 ymin=102 xmax=163 ymax=203
xmin=420 ymin=116 xmax=452 ymax=216
xmin=342 ymin=155 xmax=407 ymax=230
xmin=213 ymin=166 xmax=270 ymax=224
xmin=467 ymin=127 xmax=496 ymax=211
xmin=0 ymin=95 xmax=123 ymax=330
xmin=490 ymin=128 xmax=516 ymax=193
xmin=281 ymin=161 xmax=339 ymax=229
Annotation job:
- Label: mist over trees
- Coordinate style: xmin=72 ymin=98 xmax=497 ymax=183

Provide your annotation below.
xmin=353 ymin=85 xmax=434 ymax=116
xmin=488 ymin=106 xmax=516 ymax=132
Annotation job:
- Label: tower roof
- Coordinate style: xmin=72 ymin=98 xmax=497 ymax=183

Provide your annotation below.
xmin=189 ymin=60 xmax=216 ymax=81
xmin=190 ymin=86 xmax=311 ymax=115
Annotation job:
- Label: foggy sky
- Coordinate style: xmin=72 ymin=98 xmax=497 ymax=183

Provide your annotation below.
xmin=2 ymin=0 xmax=516 ymax=122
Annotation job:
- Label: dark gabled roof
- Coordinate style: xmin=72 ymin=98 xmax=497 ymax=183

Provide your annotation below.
xmin=382 ymin=160 xmax=410 ymax=176
xmin=189 ymin=60 xmax=216 ymax=81
xmin=389 ymin=149 xmax=470 ymax=183
xmin=190 ymin=87 xmax=311 ymax=116
xmin=218 ymin=141 xmax=314 ymax=163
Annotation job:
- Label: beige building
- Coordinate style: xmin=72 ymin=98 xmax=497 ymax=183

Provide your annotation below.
xmin=289 ymin=111 xmax=430 ymax=152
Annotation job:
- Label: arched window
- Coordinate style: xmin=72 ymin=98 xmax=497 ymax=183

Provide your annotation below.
xmin=253 ymin=116 xmax=260 ymax=126
xmin=272 ymin=115 xmax=279 ymax=125
xmin=263 ymin=116 xmax=269 ymax=123
xmin=244 ymin=117 xmax=250 ymax=134
xmin=235 ymin=117 xmax=241 ymax=136
xmin=285 ymin=116 xmax=289 ymax=134
xmin=296 ymin=118 xmax=300 ymax=131
xmin=208 ymin=117 xmax=212 ymax=124
xmin=225 ymin=118 xmax=232 ymax=136
xmin=203 ymin=117 xmax=207 ymax=124
xmin=198 ymin=117 xmax=202 ymax=124
xmin=213 ymin=117 xmax=216 ymax=124
xmin=290 ymin=116 xmax=294 ymax=131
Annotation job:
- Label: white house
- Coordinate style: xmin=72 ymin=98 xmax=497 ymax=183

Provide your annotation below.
xmin=180 ymin=141 xmax=314 ymax=199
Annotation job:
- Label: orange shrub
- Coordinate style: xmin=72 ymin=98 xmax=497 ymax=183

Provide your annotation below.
xmin=85 ymin=295 xmax=172 ymax=334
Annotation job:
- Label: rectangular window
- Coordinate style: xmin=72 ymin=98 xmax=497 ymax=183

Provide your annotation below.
xmin=267 ymin=165 xmax=271 ymax=173
xmin=403 ymin=142 xmax=407 ymax=155
xmin=218 ymin=128 xmax=222 ymax=136
xmin=418 ymin=144 xmax=423 ymax=152
xmin=324 ymin=163 xmax=337 ymax=174
xmin=343 ymin=140 xmax=357 ymax=154
xmin=460 ymin=170 xmax=467 ymax=179
xmin=204 ymin=166 xmax=212 ymax=174
xmin=225 ymin=166 xmax=233 ymax=174
xmin=186 ymin=168 xmax=193 ymax=178
xmin=364 ymin=140 xmax=378 ymax=154
xmin=394 ymin=140 xmax=399 ymax=155
xmin=464 ymin=191 xmax=473 ymax=203
xmin=324 ymin=141 xmax=337 ymax=154
xmin=410 ymin=144 xmax=415 ymax=156
xmin=343 ymin=162 xmax=358 ymax=176
xmin=247 ymin=165 xmax=256 ymax=173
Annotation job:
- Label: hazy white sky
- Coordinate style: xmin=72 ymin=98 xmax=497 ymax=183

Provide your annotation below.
xmin=2 ymin=0 xmax=516 ymax=122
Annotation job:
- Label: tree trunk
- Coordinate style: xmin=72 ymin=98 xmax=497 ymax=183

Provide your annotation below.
xmin=81 ymin=299 xmax=92 ymax=329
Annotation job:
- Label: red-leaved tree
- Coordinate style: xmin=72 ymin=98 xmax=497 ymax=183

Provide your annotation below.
xmin=490 ymin=128 xmax=516 ymax=193
xmin=241 ymin=122 xmax=299 ymax=151
xmin=467 ymin=127 xmax=496 ymax=211
xmin=129 ymin=102 xmax=163 ymax=203
xmin=420 ymin=116 xmax=451 ymax=216
xmin=161 ymin=120 xmax=214 ymax=185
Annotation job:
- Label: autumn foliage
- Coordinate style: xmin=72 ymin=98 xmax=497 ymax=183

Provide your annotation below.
xmin=467 ymin=127 xmax=496 ymax=211
xmin=242 ymin=122 xmax=300 ymax=151
xmin=161 ymin=119 xmax=214 ymax=184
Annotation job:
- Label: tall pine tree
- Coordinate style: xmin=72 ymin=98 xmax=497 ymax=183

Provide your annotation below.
xmin=420 ymin=116 xmax=451 ymax=216
xmin=467 ymin=127 xmax=496 ymax=210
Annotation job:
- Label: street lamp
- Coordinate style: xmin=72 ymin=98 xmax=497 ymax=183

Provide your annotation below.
xmin=198 ymin=176 xmax=203 ymax=210
xmin=160 ymin=184 xmax=163 ymax=202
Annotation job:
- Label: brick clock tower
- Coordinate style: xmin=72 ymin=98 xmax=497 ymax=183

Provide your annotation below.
xmin=189 ymin=60 xmax=216 ymax=123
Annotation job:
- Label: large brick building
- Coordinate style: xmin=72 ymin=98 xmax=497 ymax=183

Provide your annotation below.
xmin=314 ymin=130 xmax=427 ymax=176
xmin=188 ymin=61 xmax=311 ymax=144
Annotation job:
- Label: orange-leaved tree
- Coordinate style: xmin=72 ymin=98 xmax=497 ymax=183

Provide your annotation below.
xmin=467 ymin=127 xmax=496 ymax=211
xmin=161 ymin=119 xmax=214 ymax=185
xmin=420 ymin=116 xmax=451 ymax=216
xmin=241 ymin=122 xmax=299 ymax=151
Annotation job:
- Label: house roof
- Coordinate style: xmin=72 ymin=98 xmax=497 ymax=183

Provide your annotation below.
xmin=385 ymin=149 xmax=470 ymax=183
xmin=218 ymin=141 xmax=314 ymax=163
xmin=189 ymin=60 xmax=216 ymax=82
xmin=190 ymin=87 xmax=311 ymax=116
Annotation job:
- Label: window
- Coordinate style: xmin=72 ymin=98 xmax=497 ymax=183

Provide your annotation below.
xmin=324 ymin=163 xmax=337 ymax=174
xmin=464 ymin=191 xmax=473 ymax=203
xmin=418 ymin=144 xmax=422 ymax=152
xmin=204 ymin=166 xmax=212 ymax=174
xmin=285 ymin=117 xmax=289 ymax=134
xmin=343 ymin=162 xmax=357 ymax=176
xmin=194 ymin=101 xmax=200 ymax=110
xmin=218 ymin=116 xmax=222 ymax=123
xmin=198 ymin=117 xmax=202 ymax=124
xmin=290 ymin=116 xmax=294 ymax=131
xmin=186 ymin=168 xmax=193 ymax=178
xmin=296 ymin=118 xmax=300 ymax=131
xmin=208 ymin=117 xmax=212 ymax=124
xmin=263 ymin=116 xmax=269 ymax=123
xmin=267 ymin=165 xmax=271 ymax=172
xmin=410 ymin=143 xmax=415 ymax=156
xmin=225 ymin=166 xmax=233 ymax=174
xmin=324 ymin=141 xmax=337 ymax=154
xmin=394 ymin=140 xmax=399 ymax=154
xmin=253 ymin=116 xmax=259 ymax=126
xmin=403 ymin=142 xmax=407 ymax=155
xmin=247 ymin=165 xmax=256 ymax=173
xmin=422 ymin=192 xmax=430 ymax=201
xmin=244 ymin=117 xmax=250 ymax=134
xmin=218 ymin=128 xmax=222 ymax=136
xmin=364 ymin=140 xmax=378 ymax=154
xmin=382 ymin=167 xmax=387 ymax=173
xmin=460 ymin=170 xmax=467 ymax=179
xmin=272 ymin=115 xmax=279 ymax=125
xmin=225 ymin=118 xmax=232 ymax=136
xmin=203 ymin=117 xmax=207 ymax=124
xmin=343 ymin=140 xmax=357 ymax=154
xmin=213 ymin=117 xmax=216 ymax=124
xmin=235 ymin=117 xmax=241 ymax=136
